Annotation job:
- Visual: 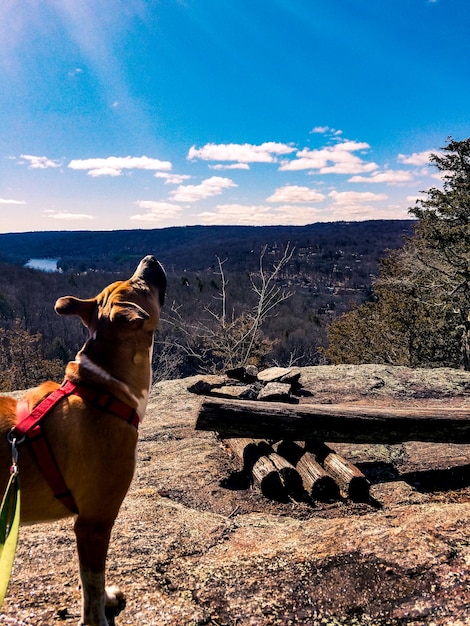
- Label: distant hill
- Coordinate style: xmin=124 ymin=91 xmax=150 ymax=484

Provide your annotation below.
xmin=0 ymin=219 xmax=416 ymax=385
xmin=0 ymin=220 xmax=414 ymax=273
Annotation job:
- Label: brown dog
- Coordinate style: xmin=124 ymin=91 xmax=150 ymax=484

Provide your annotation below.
xmin=0 ymin=255 xmax=166 ymax=626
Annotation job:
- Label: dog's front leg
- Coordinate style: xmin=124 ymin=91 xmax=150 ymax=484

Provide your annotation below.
xmin=74 ymin=516 xmax=114 ymax=626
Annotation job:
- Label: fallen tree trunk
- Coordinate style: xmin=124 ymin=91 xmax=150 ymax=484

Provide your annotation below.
xmin=275 ymin=441 xmax=340 ymax=501
xmin=227 ymin=438 xmax=304 ymax=499
xmin=268 ymin=452 xmax=304 ymax=499
xmin=197 ymin=398 xmax=470 ymax=443
xmin=306 ymin=441 xmax=370 ymax=502
xmin=226 ymin=438 xmax=287 ymax=500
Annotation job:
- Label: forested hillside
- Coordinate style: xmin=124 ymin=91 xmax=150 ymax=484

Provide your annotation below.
xmin=0 ymin=220 xmax=413 ymax=273
xmin=0 ymin=220 xmax=413 ymax=389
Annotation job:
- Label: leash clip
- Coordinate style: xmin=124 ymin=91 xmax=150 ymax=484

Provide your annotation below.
xmin=7 ymin=430 xmax=24 ymax=476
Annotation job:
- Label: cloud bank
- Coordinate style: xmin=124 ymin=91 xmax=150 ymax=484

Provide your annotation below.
xmin=170 ymin=176 xmax=237 ymax=202
xmin=10 ymin=130 xmax=437 ymax=229
xmin=68 ymin=155 xmax=172 ymax=177
xmin=20 ymin=155 xmax=61 ymax=169
xmin=188 ymin=142 xmax=295 ymax=163
xmin=0 ymin=197 xmax=26 ymax=205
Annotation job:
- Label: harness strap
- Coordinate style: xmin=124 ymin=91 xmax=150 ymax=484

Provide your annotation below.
xmin=13 ymin=380 xmax=140 ymax=515
xmin=14 ymin=385 xmax=72 ymax=439
xmin=14 ymin=380 xmax=140 ymax=438
xmin=60 ymin=380 xmax=140 ymax=429
xmin=16 ymin=403 xmax=79 ymax=514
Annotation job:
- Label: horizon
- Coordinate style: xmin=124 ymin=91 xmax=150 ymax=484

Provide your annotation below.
xmin=1 ymin=1 xmax=469 ymax=233
xmin=0 ymin=216 xmax=416 ymax=238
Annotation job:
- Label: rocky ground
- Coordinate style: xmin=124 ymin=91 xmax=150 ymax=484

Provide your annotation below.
xmin=3 ymin=364 xmax=470 ymax=625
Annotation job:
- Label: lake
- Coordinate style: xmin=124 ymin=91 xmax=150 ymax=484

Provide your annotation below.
xmin=25 ymin=258 xmax=60 ymax=272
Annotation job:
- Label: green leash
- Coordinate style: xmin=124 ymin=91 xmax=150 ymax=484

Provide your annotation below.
xmin=0 ymin=435 xmax=21 ymax=606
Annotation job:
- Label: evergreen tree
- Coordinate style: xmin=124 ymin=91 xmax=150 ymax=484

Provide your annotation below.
xmin=326 ymin=137 xmax=470 ymax=369
xmin=410 ymin=137 xmax=470 ymax=368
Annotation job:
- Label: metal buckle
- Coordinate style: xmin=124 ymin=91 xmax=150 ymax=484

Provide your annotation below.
xmin=7 ymin=429 xmax=25 ymax=475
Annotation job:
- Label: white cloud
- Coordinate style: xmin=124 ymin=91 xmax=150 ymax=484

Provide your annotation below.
xmin=398 ymin=150 xmax=434 ymax=166
xmin=0 ymin=197 xmax=26 ymax=205
xmin=68 ymin=155 xmax=172 ymax=177
xmin=187 ymin=142 xmax=295 ymax=163
xmin=45 ymin=211 xmax=94 ymax=220
xmin=170 ymin=176 xmax=237 ymax=202
xmin=406 ymin=194 xmax=426 ymax=203
xmin=320 ymin=161 xmax=378 ymax=175
xmin=329 ymin=190 xmax=388 ymax=205
xmin=266 ymin=185 xmax=325 ymax=203
xmin=310 ymin=126 xmax=343 ymax=136
xmin=67 ymin=68 xmax=84 ymax=77
xmin=199 ymin=204 xmax=323 ymax=226
xmin=131 ymin=201 xmax=183 ymax=223
xmin=323 ymin=190 xmax=394 ymax=221
xmin=348 ymin=170 xmax=414 ymax=184
xmin=209 ymin=163 xmax=250 ymax=170
xmin=279 ymin=156 xmax=326 ymax=171
xmin=20 ymin=155 xmax=62 ymax=169
xmin=280 ymin=140 xmax=378 ymax=174
xmin=154 ymin=172 xmax=192 ymax=184
xmin=88 ymin=167 xmax=122 ymax=177
xmin=329 ymin=204 xmax=407 ymax=221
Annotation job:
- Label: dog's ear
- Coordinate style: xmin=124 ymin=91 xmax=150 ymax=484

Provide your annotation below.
xmin=55 ymin=296 xmax=97 ymax=327
xmin=110 ymin=301 xmax=150 ymax=324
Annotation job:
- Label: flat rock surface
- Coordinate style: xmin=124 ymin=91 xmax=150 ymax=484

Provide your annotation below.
xmin=3 ymin=365 xmax=470 ymax=624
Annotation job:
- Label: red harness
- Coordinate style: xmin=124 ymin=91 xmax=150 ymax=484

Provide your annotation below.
xmin=12 ymin=379 xmax=140 ymax=514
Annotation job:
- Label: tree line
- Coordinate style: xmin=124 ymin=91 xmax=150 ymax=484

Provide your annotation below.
xmin=0 ymin=221 xmax=410 ymax=390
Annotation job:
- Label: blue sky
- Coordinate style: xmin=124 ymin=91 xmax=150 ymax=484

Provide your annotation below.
xmin=1 ymin=0 xmax=469 ymax=233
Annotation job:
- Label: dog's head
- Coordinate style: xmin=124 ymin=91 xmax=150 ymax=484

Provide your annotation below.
xmin=54 ymin=256 xmax=166 ymax=336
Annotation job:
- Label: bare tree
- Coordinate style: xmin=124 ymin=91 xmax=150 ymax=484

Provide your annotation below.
xmin=156 ymin=244 xmax=295 ymax=374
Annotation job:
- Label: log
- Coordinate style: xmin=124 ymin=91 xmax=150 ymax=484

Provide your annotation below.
xmin=274 ymin=440 xmax=304 ymax=466
xmin=226 ymin=437 xmax=261 ymax=462
xmin=306 ymin=441 xmax=370 ymax=502
xmin=324 ymin=454 xmax=370 ymax=501
xmin=297 ymin=452 xmax=341 ymax=501
xmin=226 ymin=439 xmax=287 ymax=500
xmin=196 ymin=398 xmax=470 ymax=443
xmin=275 ymin=441 xmax=340 ymax=501
xmin=252 ymin=455 xmax=285 ymax=500
xmin=268 ymin=452 xmax=304 ymax=498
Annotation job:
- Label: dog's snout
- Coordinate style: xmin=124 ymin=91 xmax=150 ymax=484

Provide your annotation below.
xmin=134 ymin=256 xmax=167 ymax=306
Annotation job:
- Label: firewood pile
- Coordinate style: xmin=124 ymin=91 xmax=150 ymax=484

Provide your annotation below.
xmin=190 ymin=366 xmax=371 ymax=503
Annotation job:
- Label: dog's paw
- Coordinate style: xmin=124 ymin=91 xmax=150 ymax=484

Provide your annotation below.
xmin=104 ymin=585 xmax=126 ymax=624
xmin=104 ymin=585 xmax=125 ymax=608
